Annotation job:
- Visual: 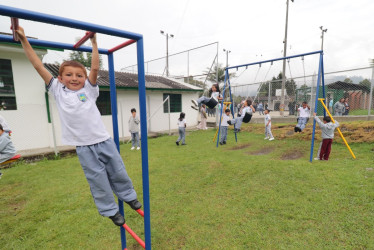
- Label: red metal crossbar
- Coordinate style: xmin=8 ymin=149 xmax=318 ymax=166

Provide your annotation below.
xmin=123 ymin=223 xmax=145 ymax=249
xmin=73 ymin=31 xmax=95 ymax=49
xmin=10 ymin=17 xmax=19 ymax=41
xmin=136 ymin=209 xmax=144 ymax=217
xmin=108 ymin=39 xmax=136 ymax=53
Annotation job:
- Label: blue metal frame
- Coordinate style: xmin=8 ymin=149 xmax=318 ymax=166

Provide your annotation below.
xmin=0 ymin=4 xmax=151 ymax=249
xmin=219 ymin=51 xmax=325 ymax=162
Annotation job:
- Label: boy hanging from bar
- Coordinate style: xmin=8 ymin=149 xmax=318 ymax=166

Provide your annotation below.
xmin=313 ymin=112 xmax=339 ymax=161
xmin=16 ymin=26 xmax=141 ymax=226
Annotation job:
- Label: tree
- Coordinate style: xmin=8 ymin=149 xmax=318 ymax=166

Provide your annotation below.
xmin=68 ymin=40 xmax=103 ymax=69
xmin=204 ymin=63 xmax=235 ymax=83
xmin=343 ymin=78 xmax=353 ymax=84
xmin=258 ymin=72 xmax=297 ymax=97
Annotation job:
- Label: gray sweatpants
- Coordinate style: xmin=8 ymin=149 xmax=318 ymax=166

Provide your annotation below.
xmin=265 ymin=125 xmax=274 ymax=138
xmin=296 ymin=117 xmax=308 ymax=131
xmin=177 ymin=127 xmax=186 ymax=144
xmin=220 ymin=126 xmax=228 ymax=143
xmin=229 ymin=116 xmax=244 ymax=130
xmin=76 ymin=138 xmax=137 ymax=217
xmin=131 ymin=132 xmax=140 ymax=147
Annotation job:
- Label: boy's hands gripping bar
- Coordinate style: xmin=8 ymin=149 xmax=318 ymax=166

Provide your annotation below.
xmin=73 ymin=31 xmax=95 ymax=49
xmin=10 ymin=17 xmax=19 ymax=41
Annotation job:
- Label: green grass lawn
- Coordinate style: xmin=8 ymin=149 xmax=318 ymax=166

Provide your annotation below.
xmin=348 ymin=109 xmax=374 ymax=115
xmin=1 ymin=124 xmax=374 ymax=249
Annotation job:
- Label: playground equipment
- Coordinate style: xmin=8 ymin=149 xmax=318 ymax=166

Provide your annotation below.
xmin=318 ymin=98 xmax=356 ymax=159
xmin=0 ymin=5 xmax=151 ymax=249
xmin=0 ymin=154 xmax=21 ymax=166
xmin=216 ymin=51 xmax=324 ymax=152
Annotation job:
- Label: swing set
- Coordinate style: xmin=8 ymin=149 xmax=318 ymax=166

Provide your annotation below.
xmin=0 ymin=5 xmax=151 ymax=249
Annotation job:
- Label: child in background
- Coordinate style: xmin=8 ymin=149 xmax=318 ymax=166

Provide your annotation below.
xmin=313 ymin=113 xmax=339 ymax=160
xmin=220 ymin=109 xmax=230 ymax=145
xmin=294 ymin=101 xmax=310 ymax=132
xmin=264 ymin=109 xmax=274 ymax=141
xmin=176 ymin=112 xmax=186 ymax=145
xmin=191 ymin=84 xmax=222 ymax=110
xmin=0 ymin=124 xmax=17 ymax=178
xmin=197 ymin=104 xmax=207 ymax=130
xmin=128 ymin=108 xmax=140 ymax=150
xmin=228 ymin=99 xmax=255 ymax=132
xmin=16 ymin=26 xmax=141 ymax=227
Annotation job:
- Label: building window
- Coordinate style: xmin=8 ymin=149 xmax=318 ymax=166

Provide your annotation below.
xmin=163 ymin=93 xmax=181 ymax=113
xmin=96 ymin=90 xmax=112 ymax=115
xmin=0 ymin=59 xmax=17 ymax=110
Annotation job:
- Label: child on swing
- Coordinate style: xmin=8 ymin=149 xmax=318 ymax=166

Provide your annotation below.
xmin=0 ymin=124 xmax=17 ymax=179
xmin=16 ymin=26 xmax=141 ymax=227
xmin=228 ymin=99 xmax=255 ymax=132
xmin=191 ymin=83 xmax=222 ymax=110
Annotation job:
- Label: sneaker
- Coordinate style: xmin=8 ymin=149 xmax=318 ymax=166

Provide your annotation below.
xmin=294 ymin=127 xmax=298 ymax=132
xmin=191 ymin=105 xmax=198 ymax=110
xmin=126 ymin=199 xmax=142 ymax=210
xmin=314 ymin=158 xmax=320 ymax=161
xmin=223 ymin=141 xmax=226 ymax=144
xmin=269 ymin=138 xmax=275 ymax=141
xmin=219 ymin=142 xmax=223 ymax=145
xmin=136 ymin=147 xmax=140 ymax=150
xmin=109 ymin=211 xmax=125 ymax=226
xmin=264 ymin=137 xmax=269 ymax=140
xmin=176 ymin=141 xmax=179 ymax=146
xmin=131 ymin=147 xmax=135 ymax=150
xmin=191 ymin=99 xmax=198 ymax=106
xmin=227 ymin=120 xmax=232 ymax=125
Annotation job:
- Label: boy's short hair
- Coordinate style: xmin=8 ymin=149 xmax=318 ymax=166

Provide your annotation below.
xmin=225 ymin=108 xmax=230 ymax=113
xmin=323 ymin=116 xmax=331 ymax=123
xmin=302 ymin=101 xmax=308 ymax=105
xmin=59 ymin=61 xmax=87 ymax=77
xmin=131 ymin=108 xmax=136 ymax=113
xmin=265 ymin=108 xmax=270 ymax=112
xmin=0 ymin=124 xmax=3 ymax=131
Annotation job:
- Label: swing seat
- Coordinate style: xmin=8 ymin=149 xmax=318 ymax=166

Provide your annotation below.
xmin=242 ymin=112 xmax=252 ymax=123
xmin=205 ymin=97 xmax=218 ymax=109
xmin=0 ymin=154 xmax=21 ymax=166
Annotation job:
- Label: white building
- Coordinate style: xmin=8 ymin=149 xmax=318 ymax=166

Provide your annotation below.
xmin=0 ymin=43 xmax=202 ymax=151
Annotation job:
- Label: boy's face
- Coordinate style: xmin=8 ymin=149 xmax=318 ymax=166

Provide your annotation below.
xmin=264 ymin=110 xmax=268 ymax=114
xmin=58 ymin=66 xmax=86 ymax=91
xmin=132 ymin=111 xmax=136 ymax=117
xmin=225 ymin=111 xmax=230 ymax=115
xmin=302 ymin=103 xmax=307 ymax=108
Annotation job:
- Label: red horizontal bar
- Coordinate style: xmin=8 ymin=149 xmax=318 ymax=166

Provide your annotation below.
xmin=136 ymin=209 xmax=144 ymax=217
xmin=10 ymin=17 xmax=19 ymax=42
xmin=123 ymin=223 xmax=145 ymax=249
xmin=73 ymin=31 xmax=95 ymax=49
xmin=108 ymin=39 xmax=136 ymax=53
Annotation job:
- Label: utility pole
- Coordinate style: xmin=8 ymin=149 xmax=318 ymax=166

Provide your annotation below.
xmin=281 ymin=0 xmax=293 ymax=116
xmin=223 ymin=48 xmax=231 ymax=69
xmin=160 ymin=30 xmax=174 ymax=77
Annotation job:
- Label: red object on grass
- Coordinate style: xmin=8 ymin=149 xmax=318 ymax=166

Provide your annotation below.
xmin=0 ymin=154 xmax=21 ymax=165
xmin=73 ymin=31 xmax=95 ymax=49
xmin=108 ymin=39 xmax=136 ymax=53
xmin=122 ymin=223 xmax=145 ymax=249
xmin=10 ymin=17 xmax=19 ymax=41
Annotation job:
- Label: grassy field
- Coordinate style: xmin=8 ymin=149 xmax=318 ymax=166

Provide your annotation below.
xmin=1 ymin=122 xmax=374 ymax=249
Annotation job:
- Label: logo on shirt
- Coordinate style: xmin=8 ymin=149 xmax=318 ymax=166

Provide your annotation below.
xmin=77 ymin=93 xmax=88 ymax=102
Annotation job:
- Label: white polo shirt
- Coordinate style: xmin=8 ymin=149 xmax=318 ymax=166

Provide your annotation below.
xmin=298 ymin=106 xmax=310 ymax=118
xmin=47 ymin=78 xmax=110 ymax=146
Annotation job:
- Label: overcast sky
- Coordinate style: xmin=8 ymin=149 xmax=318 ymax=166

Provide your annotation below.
xmin=1 ymin=0 xmax=374 ymax=83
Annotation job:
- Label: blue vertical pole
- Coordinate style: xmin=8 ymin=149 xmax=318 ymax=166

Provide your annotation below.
xmin=321 ymin=53 xmax=326 ymax=117
xmin=309 ymin=53 xmax=323 ymax=162
xmin=136 ymin=38 xmax=152 ymax=250
xmin=108 ymin=53 xmax=127 ymax=249
xmin=227 ymin=78 xmax=237 ymax=142
xmin=216 ymin=70 xmax=228 ymax=147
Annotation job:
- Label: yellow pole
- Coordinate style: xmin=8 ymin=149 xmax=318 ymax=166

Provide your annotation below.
xmin=318 ymin=98 xmax=356 ymax=159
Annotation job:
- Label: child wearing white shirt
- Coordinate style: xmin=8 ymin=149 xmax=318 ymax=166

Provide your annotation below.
xmin=176 ymin=112 xmax=187 ymax=145
xmin=264 ymin=109 xmax=274 ymax=141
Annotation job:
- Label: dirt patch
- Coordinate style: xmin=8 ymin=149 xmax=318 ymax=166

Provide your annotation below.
xmin=281 ymin=150 xmax=304 ymax=160
xmin=228 ymin=143 xmax=252 ymax=150
xmin=248 ymin=147 xmax=275 ymax=155
xmin=241 ymin=121 xmax=374 ymax=143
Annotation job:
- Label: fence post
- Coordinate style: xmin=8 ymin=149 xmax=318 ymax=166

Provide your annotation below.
xmin=168 ymin=95 xmax=171 ymax=135
xmin=368 ymin=66 xmax=374 ymax=116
